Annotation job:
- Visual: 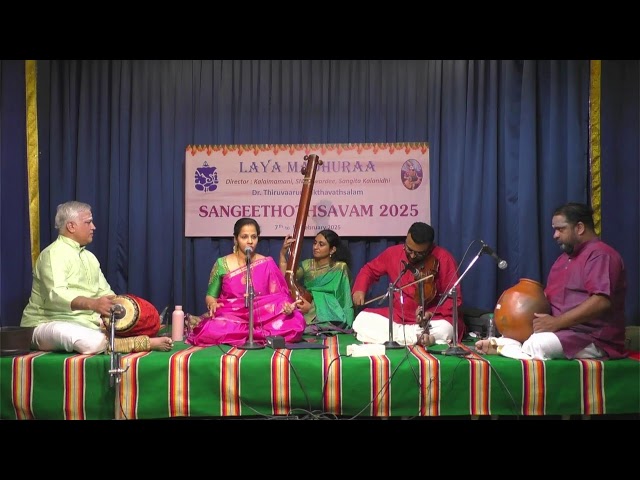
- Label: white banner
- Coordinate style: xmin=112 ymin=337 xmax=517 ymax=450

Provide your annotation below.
xmin=184 ymin=143 xmax=430 ymax=237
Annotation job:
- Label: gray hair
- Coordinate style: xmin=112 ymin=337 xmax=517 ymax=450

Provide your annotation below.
xmin=54 ymin=201 xmax=92 ymax=232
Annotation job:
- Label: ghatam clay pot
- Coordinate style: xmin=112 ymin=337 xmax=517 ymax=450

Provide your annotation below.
xmin=494 ymin=278 xmax=550 ymax=343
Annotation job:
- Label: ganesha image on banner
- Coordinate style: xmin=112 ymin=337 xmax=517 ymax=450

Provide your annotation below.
xmin=195 ymin=161 xmax=219 ymax=192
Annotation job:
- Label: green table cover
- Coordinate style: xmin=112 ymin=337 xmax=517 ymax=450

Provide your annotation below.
xmin=1 ymin=334 xmax=638 ymax=420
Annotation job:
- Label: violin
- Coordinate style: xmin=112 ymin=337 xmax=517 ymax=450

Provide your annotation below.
xmin=416 ymin=254 xmax=439 ymax=304
xmin=414 ymin=253 xmax=439 ymax=326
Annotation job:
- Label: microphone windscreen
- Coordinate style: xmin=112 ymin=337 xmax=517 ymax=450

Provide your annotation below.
xmin=111 ymin=303 xmax=126 ymax=319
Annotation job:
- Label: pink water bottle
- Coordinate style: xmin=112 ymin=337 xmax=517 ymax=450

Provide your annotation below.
xmin=172 ymin=305 xmax=185 ymax=341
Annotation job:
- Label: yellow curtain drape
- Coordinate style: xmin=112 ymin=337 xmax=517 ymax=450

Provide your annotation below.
xmin=589 ymin=60 xmax=602 ymax=236
xmin=25 ymin=60 xmax=40 ymax=266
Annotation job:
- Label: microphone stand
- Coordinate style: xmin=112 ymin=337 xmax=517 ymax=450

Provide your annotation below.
xmin=417 ymin=276 xmax=427 ymax=333
xmin=443 ymin=244 xmax=483 ymax=356
xmin=107 ymin=309 xmax=128 ymax=394
xmin=239 ymin=251 xmax=263 ymax=350
xmin=380 ymin=265 xmax=411 ymax=349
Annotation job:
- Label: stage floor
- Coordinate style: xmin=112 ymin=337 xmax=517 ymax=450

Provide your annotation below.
xmin=2 ymin=334 xmax=639 ymax=420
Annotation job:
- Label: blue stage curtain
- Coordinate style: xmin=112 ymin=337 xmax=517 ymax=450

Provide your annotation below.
xmin=424 ymin=60 xmax=591 ymax=311
xmin=2 ymin=60 xmax=637 ymax=326
xmin=601 ymin=60 xmax=639 ymax=325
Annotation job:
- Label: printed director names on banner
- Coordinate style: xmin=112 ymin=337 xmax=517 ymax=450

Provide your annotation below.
xmin=184 ymin=142 xmax=430 ymax=237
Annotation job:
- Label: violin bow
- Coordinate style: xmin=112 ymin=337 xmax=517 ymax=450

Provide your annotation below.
xmin=361 ymin=274 xmax=434 ymax=306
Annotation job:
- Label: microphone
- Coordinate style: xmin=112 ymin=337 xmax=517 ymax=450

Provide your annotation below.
xmin=401 ymin=260 xmax=419 ymax=277
xmin=480 ymin=241 xmax=508 ymax=270
xmin=111 ymin=304 xmax=126 ymax=319
xmin=244 ymin=246 xmax=253 ymax=263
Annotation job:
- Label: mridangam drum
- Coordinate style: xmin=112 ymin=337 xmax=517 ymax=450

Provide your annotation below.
xmin=103 ymin=294 xmax=161 ymax=337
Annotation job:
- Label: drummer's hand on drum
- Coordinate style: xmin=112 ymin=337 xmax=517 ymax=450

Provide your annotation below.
xmin=532 ymin=312 xmax=556 ymax=333
xmin=352 ymin=291 xmax=365 ymax=306
xmin=92 ymin=295 xmax=117 ymax=317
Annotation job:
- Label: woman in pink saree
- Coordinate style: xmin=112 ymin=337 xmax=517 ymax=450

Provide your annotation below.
xmin=186 ymin=218 xmax=305 ymax=347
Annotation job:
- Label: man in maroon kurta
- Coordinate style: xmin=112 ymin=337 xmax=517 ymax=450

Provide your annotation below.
xmin=476 ymin=202 xmax=627 ymax=360
xmin=351 ymin=222 xmax=464 ymax=346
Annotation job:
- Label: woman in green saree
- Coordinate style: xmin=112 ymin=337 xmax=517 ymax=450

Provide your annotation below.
xmin=279 ymin=229 xmax=354 ymax=333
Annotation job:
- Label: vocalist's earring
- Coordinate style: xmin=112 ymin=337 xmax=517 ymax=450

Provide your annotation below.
xmin=233 ymin=243 xmax=237 ymax=253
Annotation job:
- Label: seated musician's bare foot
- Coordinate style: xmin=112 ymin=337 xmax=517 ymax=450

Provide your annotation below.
xmin=475 ymin=339 xmax=498 ymax=355
xmin=150 ymin=336 xmax=174 ymax=352
xmin=417 ymin=333 xmax=435 ymax=347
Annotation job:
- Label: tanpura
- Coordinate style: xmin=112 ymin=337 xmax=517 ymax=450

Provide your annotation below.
xmin=284 ymin=154 xmax=322 ymax=304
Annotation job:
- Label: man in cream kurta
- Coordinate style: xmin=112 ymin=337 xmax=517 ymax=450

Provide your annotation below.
xmin=21 ymin=201 xmax=173 ymax=354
